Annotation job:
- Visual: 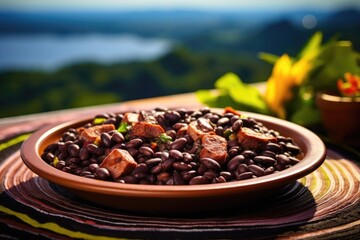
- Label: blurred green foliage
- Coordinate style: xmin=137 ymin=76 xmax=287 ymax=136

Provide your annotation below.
xmin=0 ymin=47 xmax=271 ymax=118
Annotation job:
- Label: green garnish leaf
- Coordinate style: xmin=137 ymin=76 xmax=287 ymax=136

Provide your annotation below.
xmin=224 ymin=129 xmax=233 ymax=139
xmin=117 ymin=122 xmax=130 ymax=133
xmin=93 ymin=117 xmax=106 ymax=125
xmin=158 ymin=133 xmax=173 ymax=144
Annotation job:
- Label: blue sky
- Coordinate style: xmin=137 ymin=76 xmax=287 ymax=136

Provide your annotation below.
xmin=1 ymin=0 xmax=359 ymax=11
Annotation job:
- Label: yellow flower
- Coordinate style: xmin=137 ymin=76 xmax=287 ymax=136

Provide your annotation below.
xmin=264 ymin=53 xmax=315 ymax=119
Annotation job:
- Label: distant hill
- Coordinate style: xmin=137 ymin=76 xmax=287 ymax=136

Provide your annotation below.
xmin=0 ymin=9 xmax=331 ymax=37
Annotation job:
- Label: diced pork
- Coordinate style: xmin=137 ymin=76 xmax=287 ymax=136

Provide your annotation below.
xmin=187 ymin=119 xmax=214 ymax=142
xmin=130 ymin=121 xmax=165 ymax=138
xmin=237 ymin=127 xmax=276 ymax=150
xmin=122 ymin=113 xmax=140 ymax=125
xmin=200 ymin=134 xmax=228 ymax=165
xmin=78 ymin=124 xmax=115 ymax=143
xmin=99 ymin=149 xmax=137 ymax=179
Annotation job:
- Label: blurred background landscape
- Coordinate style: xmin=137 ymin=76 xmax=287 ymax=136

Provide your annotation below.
xmin=0 ymin=0 xmax=359 ymax=118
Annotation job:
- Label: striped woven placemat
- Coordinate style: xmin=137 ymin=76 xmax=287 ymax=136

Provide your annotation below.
xmin=1 ymin=131 xmax=360 ymax=239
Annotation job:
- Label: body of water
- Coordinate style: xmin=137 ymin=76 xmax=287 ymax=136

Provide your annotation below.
xmin=0 ymin=34 xmax=172 ymax=71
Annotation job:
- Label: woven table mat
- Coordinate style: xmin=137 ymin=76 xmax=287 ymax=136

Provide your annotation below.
xmin=1 ymin=132 xmax=360 ymax=239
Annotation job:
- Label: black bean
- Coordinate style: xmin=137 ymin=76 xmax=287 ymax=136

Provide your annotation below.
xmin=111 ymin=131 xmax=125 ymax=143
xmin=126 ymin=138 xmax=143 ymax=149
xmin=68 ymin=143 xmax=80 ymax=157
xmin=139 ymin=146 xmax=154 ymax=158
xmin=200 ymin=158 xmax=221 ymax=171
xmin=200 ymin=107 xmax=211 ymax=115
xmin=237 ymin=164 xmax=249 ymax=174
xmin=188 ymin=146 xmax=199 ymax=154
xmin=265 ymin=142 xmax=281 ymax=153
xmin=254 ymin=156 xmax=276 ymax=165
xmin=208 ymin=114 xmax=220 ymax=124
xmin=248 ymin=164 xmax=265 ymax=177
xmin=166 ymin=130 xmax=177 ymax=140
xmin=127 ymin=148 xmax=138 ymax=158
xmin=173 ymin=173 xmax=185 ymax=185
xmin=173 ymin=123 xmax=188 ymax=131
xmin=164 ymin=111 xmax=181 ymax=124
xmin=80 ymin=170 xmax=92 ymax=176
xmin=220 ymin=171 xmax=232 ymax=181
xmin=150 ymin=164 xmax=162 ymax=175
xmin=55 ymin=160 xmax=66 ymax=169
xmin=227 ymin=155 xmax=245 ymax=171
xmin=117 ymin=175 xmax=139 ymax=184
xmin=170 ymin=137 xmax=187 ymax=150
xmin=44 ymin=143 xmax=59 ymax=153
xmin=44 ymin=152 xmax=55 ymax=164
xmin=228 ymin=146 xmax=240 ymax=158
xmin=242 ymin=150 xmax=255 ymax=159
xmin=161 ymin=159 xmax=175 ymax=171
xmin=169 ymin=149 xmax=183 ymax=160
xmin=215 ymin=126 xmax=224 ymax=136
xmin=285 ymin=143 xmax=301 ymax=155
xmin=203 ymin=170 xmax=217 ymax=180
xmin=58 ymin=152 xmax=68 ymax=160
xmin=181 ymin=170 xmax=197 ymax=182
xmin=197 ymin=117 xmax=214 ymax=131
xmin=276 ymin=154 xmax=291 ymax=165
xmin=217 ymin=117 xmax=230 ymax=126
xmin=237 ymin=172 xmax=253 ymax=180
xmin=183 ymin=152 xmax=193 ymax=163
xmin=86 ymin=144 xmax=98 ymax=155
xmin=265 ymin=166 xmax=275 ymax=175
xmin=189 ymin=176 xmax=209 ymax=185
xmin=104 ymin=117 xmax=117 ymax=125
xmin=289 ymin=156 xmax=300 ymax=165
xmin=231 ymin=119 xmax=243 ymax=132
xmin=173 ymin=161 xmax=193 ymax=171
xmin=79 ymin=147 xmax=89 ymax=161
xmin=133 ymin=172 xmax=148 ymax=179
xmin=88 ymin=163 xmax=99 ymax=172
xmin=260 ymin=150 xmax=276 ymax=159
xmin=226 ymin=140 xmax=236 ymax=148
xmin=145 ymin=158 xmax=162 ymax=167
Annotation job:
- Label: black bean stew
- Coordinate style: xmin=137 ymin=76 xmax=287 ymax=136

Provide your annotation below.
xmin=41 ymin=107 xmax=303 ymax=185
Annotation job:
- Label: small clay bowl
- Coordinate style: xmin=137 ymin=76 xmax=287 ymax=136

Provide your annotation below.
xmin=21 ymin=110 xmax=326 ymax=214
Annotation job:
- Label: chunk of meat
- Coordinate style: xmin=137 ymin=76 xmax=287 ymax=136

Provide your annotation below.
xmin=78 ymin=124 xmax=115 ymax=143
xmin=122 ymin=113 xmax=140 ymax=125
xmin=187 ymin=119 xmax=214 ymax=142
xmin=99 ymin=149 xmax=137 ymax=179
xmin=130 ymin=121 xmax=165 ymax=138
xmin=237 ymin=127 xmax=276 ymax=150
xmin=224 ymin=106 xmax=241 ymax=116
xmin=200 ymin=134 xmax=228 ymax=166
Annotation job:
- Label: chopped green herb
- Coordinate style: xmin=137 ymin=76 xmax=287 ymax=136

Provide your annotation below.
xmin=53 ymin=156 xmax=59 ymax=167
xmin=117 ymin=122 xmax=130 ymax=133
xmin=224 ymin=129 xmax=233 ymax=139
xmin=158 ymin=133 xmax=172 ymax=144
xmin=93 ymin=117 xmax=106 ymax=125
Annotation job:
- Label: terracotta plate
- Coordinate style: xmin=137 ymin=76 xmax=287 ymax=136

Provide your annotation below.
xmin=21 ymin=109 xmax=326 ymax=214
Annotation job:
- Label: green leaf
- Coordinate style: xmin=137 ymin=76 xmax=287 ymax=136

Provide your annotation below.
xmin=298 ymin=31 xmax=323 ymax=59
xmin=117 ymin=122 xmax=130 ymax=133
xmin=258 ymin=52 xmax=280 ymax=64
xmin=93 ymin=117 xmax=106 ymax=125
xmin=308 ymin=41 xmax=360 ymax=92
xmin=197 ymin=73 xmax=271 ymax=115
xmin=157 ymin=133 xmax=173 ymax=144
